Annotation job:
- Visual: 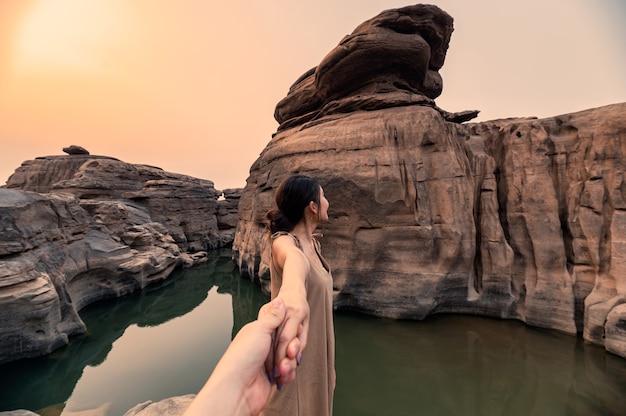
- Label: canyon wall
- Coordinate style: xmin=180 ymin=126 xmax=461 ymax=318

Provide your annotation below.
xmin=0 ymin=153 xmax=238 ymax=364
xmin=234 ymin=100 xmax=626 ymax=359
xmin=233 ymin=4 xmax=626 ymax=359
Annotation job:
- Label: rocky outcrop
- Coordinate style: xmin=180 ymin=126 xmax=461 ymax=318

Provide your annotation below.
xmin=274 ymin=4 xmax=478 ymax=132
xmin=5 ymin=153 xmax=237 ymax=251
xmin=233 ymin=4 xmax=626 ymax=359
xmin=0 ymin=153 xmax=240 ymax=364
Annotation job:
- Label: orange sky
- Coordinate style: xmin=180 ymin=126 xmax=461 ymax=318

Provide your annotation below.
xmin=1 ymin=0 xmax=625 ymax=190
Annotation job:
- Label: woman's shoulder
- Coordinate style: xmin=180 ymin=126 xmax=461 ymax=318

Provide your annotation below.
xmin=271 ymin=232 xmax=301 ymax=248
xmin=270 ymin=232 xmax=310 ymax=271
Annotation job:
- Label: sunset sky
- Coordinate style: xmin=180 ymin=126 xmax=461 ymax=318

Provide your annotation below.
xmin=1 ymin=0 xmax=625 ymax=190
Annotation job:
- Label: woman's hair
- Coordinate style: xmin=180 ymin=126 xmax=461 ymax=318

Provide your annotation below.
xmin=266 ymin=175 xmax=321 ymax=234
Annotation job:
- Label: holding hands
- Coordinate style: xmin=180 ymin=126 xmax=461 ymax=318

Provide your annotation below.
xmin=183 ymin=296 xmax=308 ymax=416
xmin=264 ymin=240 xmax=314 ymax=391
xmin=185 ymin=175 xmax=331 ymax=416
xmin=266 ymin=290 xmax=310 ymax=389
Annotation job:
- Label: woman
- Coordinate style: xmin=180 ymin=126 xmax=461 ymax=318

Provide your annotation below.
xmin=261 ymin=175 xmax=335 ymax=416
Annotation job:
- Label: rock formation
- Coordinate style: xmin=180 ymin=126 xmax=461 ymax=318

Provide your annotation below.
xmin=62 ymin=144 xmax=89 ymax=155
xmin=233 ymin=4 xmax=626 ymax=359
xmin=274 ymin=4 xmax=478 ymax=132
xmin=0 ymin=152 xmax=239 ymax=364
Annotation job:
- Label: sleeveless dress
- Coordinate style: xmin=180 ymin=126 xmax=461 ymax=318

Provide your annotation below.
xmin=260 ymin=232 xmax=335 ymax=416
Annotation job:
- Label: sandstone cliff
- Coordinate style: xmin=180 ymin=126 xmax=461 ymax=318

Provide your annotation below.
xmin=0 ymin=153 xmax=239 ymax=364
xmin=233 ymin=4 xmax=626 ymax=359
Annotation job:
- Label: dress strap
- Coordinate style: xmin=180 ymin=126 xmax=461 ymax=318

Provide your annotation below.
xmin=271 ymin=231 xmax=302 ymax=249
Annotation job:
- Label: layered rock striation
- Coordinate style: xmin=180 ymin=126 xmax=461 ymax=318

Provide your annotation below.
xmin=0 ymin=153 xmax=238 ymax=364
xmin=233 ymin=4 xmax=626 ymax=359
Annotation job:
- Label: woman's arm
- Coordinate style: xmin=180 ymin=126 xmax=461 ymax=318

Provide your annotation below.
xmin=266 ymin=236 xmax=311 ymax=385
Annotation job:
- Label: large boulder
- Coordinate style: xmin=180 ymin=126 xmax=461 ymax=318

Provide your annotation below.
xmin=276 ymin=4 xmax=457 ymax=130
xmin=232 ymin=3 xmax=626 ymax=359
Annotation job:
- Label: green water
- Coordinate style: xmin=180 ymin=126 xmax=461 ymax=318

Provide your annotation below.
xmin=1 ymin=249 xmax=625 ymax=415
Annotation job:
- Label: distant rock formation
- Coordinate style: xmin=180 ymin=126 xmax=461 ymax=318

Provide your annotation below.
xmin=233 ymin=4 xmax=626 ymax=359
xmin=217 ymin=188 xmax=242 ymax=246
xmin=62 ymin=144 xmax=90 ymax=155
xmin=0 ymin=151 xmax=239 ymax=364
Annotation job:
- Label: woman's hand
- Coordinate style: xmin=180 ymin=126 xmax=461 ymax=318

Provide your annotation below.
xmin=266 ymin=289 xmax=309 ymax=387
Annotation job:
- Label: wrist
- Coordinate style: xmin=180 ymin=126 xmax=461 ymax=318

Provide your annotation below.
xmin=191 ymin=369 xmax=248 ymax=415
xmin=278 ymin=286 xmax=307 ymax=302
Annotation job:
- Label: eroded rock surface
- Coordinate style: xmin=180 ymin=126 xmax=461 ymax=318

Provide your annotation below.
xmin=0 ymin=154 xmax=238 ymax=363
xmin=233 ymin=4 xmax=626 ymax=359
xmin=235 ymin=99 xmax=626 ymax=357
xmin=5 ymin=155 xmax=231 ymax=251
xmin=275 ymin=4 xmax=478 ymax=131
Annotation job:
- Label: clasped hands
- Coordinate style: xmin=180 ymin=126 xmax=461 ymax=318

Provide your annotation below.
xmin=265 ymin=292 xmax=310 ymax=389
xmin=182 ymin=294 xmax=309 ymax=416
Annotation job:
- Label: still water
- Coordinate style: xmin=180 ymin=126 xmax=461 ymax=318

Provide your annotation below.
xmin=1 ymin=249 xmax=626 ymax=415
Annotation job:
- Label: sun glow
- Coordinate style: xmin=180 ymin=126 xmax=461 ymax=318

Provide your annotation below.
xmin=11 ymin=0 xmax=127 ymax=74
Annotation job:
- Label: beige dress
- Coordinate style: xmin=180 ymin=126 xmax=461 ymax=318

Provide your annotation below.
xmin=260 ymin=232 xmax=335 ymax=416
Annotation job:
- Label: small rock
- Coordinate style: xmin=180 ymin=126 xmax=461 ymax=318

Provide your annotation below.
xmin=62 ymin=145 xmax=90 ymax=155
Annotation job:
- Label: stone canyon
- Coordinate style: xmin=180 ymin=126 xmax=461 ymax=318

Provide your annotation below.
xmin=0 ymin=3 xmax=625 ymax=414
xmin=0 ymin=153 xmax=239 ymax=364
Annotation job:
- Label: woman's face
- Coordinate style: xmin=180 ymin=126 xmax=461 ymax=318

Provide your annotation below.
xmin=318 ymin=186 xmax=329 ymax=222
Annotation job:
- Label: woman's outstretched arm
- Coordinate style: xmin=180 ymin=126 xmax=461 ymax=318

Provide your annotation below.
xmin=265 ymin=235 xmax=311 ymax=388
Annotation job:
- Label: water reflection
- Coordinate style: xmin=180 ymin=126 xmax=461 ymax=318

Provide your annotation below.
xmin=334 ymin=312 xmax=626 ymax=416
xmin=0 ymin=250 xmax=269 ymax=415
xmin=1 ymin=249 xmax=625 ymax=415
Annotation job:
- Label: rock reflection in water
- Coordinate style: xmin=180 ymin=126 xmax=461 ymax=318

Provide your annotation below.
xmin=0 ymin=250 xmax=268 ymax=415
xmin=334 ymin=312 xmax=626 ymax=415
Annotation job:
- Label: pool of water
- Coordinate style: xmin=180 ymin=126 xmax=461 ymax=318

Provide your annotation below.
xmin=1 ymin=249 xmax=625 ymax=415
